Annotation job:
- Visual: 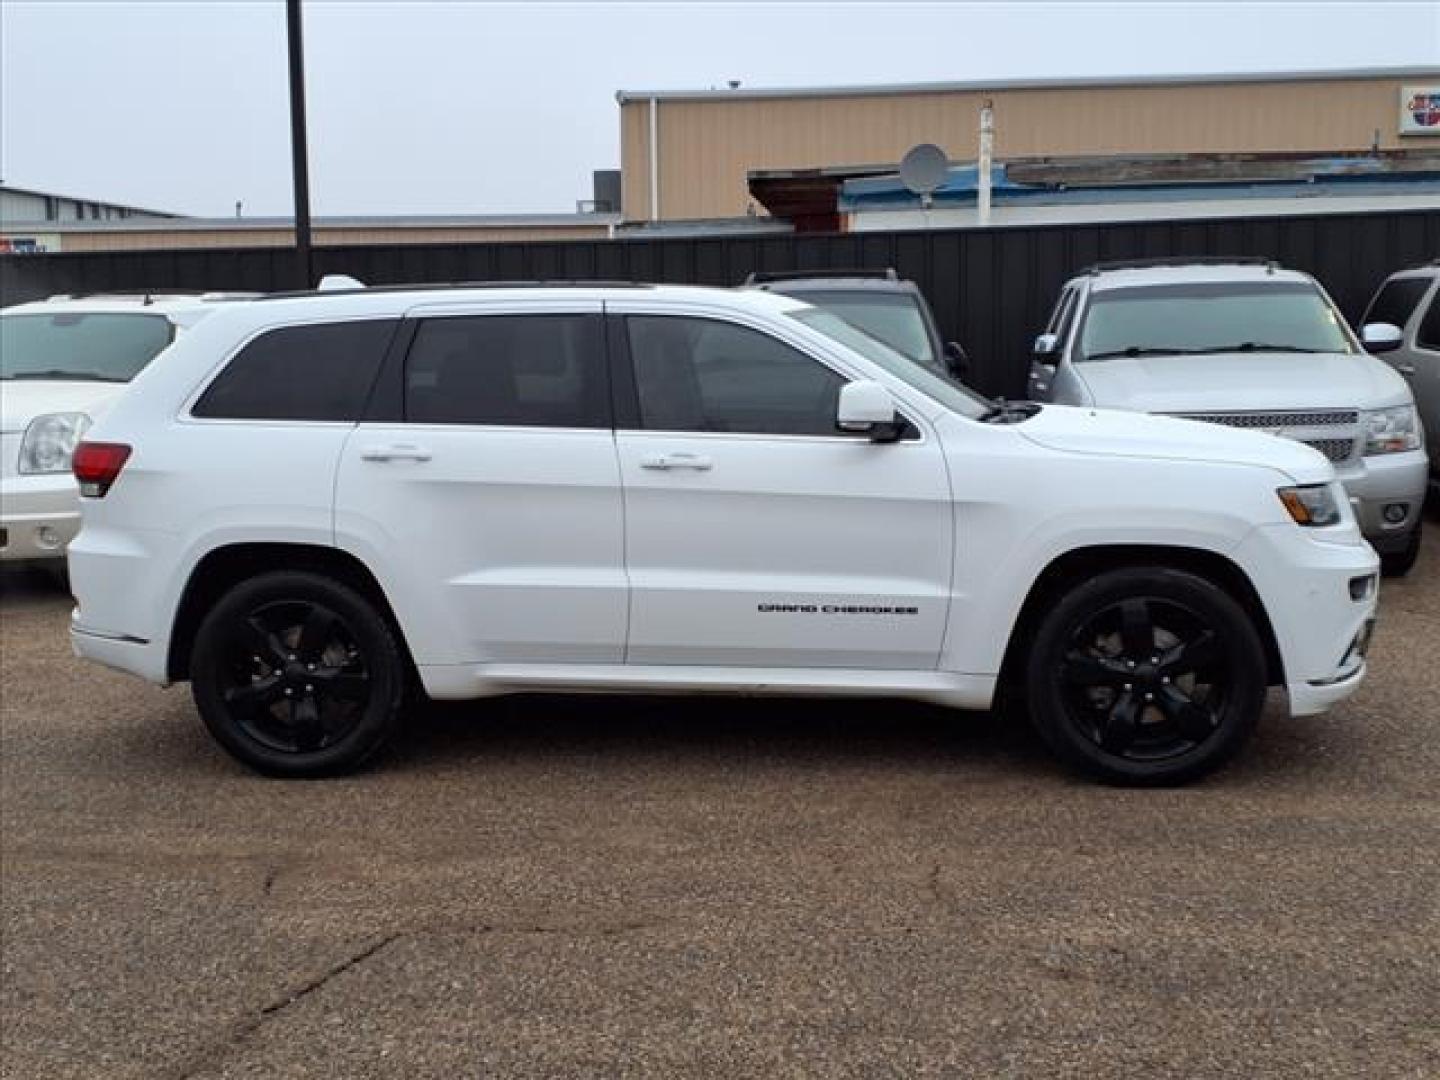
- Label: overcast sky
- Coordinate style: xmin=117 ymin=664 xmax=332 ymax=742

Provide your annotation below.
xmin=1 ymin=1 xmax=1435 ymax=218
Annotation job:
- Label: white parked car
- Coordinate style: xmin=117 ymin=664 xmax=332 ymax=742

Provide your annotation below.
xmin=1 ymin=292 xmax=240 ymax=563
xmin=69 ymin=283 xmax=1379 ymax=785
xmin=1027 ymin=258 xmax=1428 ymax=576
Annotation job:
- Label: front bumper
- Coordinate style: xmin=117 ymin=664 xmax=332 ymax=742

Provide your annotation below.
xmin=0 ymin=474 xmax=81 ymax=561
xmin=1234 ymin=523 xmax=1379 ymax=718
xmin=1337 ymin=449 xmax=1429 ymax=554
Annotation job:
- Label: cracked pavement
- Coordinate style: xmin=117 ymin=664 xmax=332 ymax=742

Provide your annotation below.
xmin=2 ymin=529 xmax=1438 ymax=1078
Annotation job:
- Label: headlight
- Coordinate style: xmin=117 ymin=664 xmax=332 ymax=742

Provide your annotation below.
xmin=18 ymin=412 xmax=92 ymax=474
xmin=1278 ymin=484 xmax=1342 ymax=527
xmin=1361 ymin=405 xmax=1421 ymax=455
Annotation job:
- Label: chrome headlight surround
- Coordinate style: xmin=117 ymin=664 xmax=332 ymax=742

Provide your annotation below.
xmin=18 ymin=412 xmax=92 ymax=475
xmin=1360 ymin=404 xmax=1421 ymax=456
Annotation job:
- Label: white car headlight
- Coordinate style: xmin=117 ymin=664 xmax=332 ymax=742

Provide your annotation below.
xmin=1361 ymin=405 xmax=1421 ymax=456
xmin=18 ymin=412 xmax=92 ymax=474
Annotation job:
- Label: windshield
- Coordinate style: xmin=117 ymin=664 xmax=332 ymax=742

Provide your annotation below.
xmin=0 ymin=311 xmax=175 ymax=383
xmin=1077 ymin=281 xmax=1357 ymax=360
xmin=788 ymin=308 xmax=987 ymax=419
xmin=787 ymin=290 xmax=939 ymax=370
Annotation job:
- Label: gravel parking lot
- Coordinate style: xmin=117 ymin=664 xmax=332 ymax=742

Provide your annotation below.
xmin=2 ymin=538 xmax=1438 ymax=1079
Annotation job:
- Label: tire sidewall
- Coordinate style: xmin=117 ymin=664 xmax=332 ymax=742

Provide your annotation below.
xmin=191 ymin=571 xmax=404 ymax=777
xmin=1026 ymin=567 xmax=1267 ymax=786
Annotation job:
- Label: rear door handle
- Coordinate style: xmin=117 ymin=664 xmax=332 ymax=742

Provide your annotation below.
xmin=361 ymin=443 xmax=432 ymax=463
xmin=1396 ymin=364 xmax=1416 ymax=377
xmin=640 ymin=452 xmax=713 ymax=471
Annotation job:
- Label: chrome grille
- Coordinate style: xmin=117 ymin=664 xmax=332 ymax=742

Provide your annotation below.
xmin=1167 ymin=410 xmax=1358 ymax=429
xmin=1165 ymin=410 xmax=1360 ymax=464
xmin=1302 ymin=437 xmax=1358 ymax=463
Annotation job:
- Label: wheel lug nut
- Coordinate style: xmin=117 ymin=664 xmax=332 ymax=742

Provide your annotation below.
xmin=1145 ymin=693 xmax=1154 ymax=702
xmin=284 ymin=688 xmax=293 ymax=697
xmin=1123 ymin=683 xmax=1133 ymax=692
xmin=307 ymin=663 xmax=315 ymax=671
xmin=305 ymin=684 xmax=314 ymax=693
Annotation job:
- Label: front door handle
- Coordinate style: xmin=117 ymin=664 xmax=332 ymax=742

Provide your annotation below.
xmin=1396 ymin=363 xmax=1416 ymax=377
xmin=361 ymin=444 xmax=432 ymax=463
xmin=640 ymin=452 xmax=713 ymax=471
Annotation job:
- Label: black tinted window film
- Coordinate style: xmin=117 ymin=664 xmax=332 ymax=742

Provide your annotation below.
xmin=193 ymin=319 xmax=396 ymax=421
xmin=1363 ymin=278 xmax=1430 ymax=331
xmin=404 ymin=314 xmax=607 ymax=428
xmin=1419 ymin=288 xmax=1440 ymax=351
xmin=628 ymin=316 xmax=849 ymax=436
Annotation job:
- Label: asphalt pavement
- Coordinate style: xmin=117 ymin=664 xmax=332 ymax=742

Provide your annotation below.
xmin=2 ymin=536 xmax=1437 ymax=1079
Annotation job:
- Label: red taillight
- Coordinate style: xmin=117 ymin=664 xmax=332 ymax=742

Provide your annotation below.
xmin=72 ymin=441 xmax=132 ymax=498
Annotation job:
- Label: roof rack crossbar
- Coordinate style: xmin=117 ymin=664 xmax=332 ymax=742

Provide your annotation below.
xmin=744 ymin=268 xmax=898 ymax=285
xmin=1084 ymin=256 xmax=1278 ymax=275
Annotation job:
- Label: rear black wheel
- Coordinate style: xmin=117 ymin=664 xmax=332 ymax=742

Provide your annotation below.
xmin=191 ymin=571 xmax=405 ymax=777
xmin=1025 ymin=567 xmax=1266 ymax=786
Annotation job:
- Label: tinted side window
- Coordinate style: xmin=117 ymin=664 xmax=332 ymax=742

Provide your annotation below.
xmin=1363 ymin=277 xmax=1430 ymax=331
xmin=627 ymin=316 xmax=849 ymax=437
xmin=404 ymin=314 xmax=607 ymax=428
xmin=1419 ymin=289 xmax=1440 ymax=351
xmin=194 ymin=319 xmax=396 ymax=421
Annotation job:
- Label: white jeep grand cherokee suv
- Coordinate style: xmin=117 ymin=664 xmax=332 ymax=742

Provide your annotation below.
xmin=68 ymin=283 xmax=1379 ymax=785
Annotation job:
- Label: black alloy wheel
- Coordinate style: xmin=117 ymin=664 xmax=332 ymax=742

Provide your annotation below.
xmin=1026 ymin=567 xmax=1266 ymax=785
xmin=191 ymin=571 xmax=405 ymax=776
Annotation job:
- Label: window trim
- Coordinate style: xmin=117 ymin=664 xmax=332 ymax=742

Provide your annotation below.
xmin=612 ymin=311 xmax=922 ymax=442
xmin=1415 ymin=279 xmax=1440 ymax=353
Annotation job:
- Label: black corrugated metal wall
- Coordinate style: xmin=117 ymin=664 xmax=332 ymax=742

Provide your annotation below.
xmin=2 ymin=209 xmax=1435 ymax=396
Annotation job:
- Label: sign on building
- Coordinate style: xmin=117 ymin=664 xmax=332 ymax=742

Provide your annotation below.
xmin=0 ymin=235 xmax=62 ymax=254
xmin=1400 ymin=86 xmax=1440 ymax=136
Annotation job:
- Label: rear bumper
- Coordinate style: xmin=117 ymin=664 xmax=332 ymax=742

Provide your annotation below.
xmin=1337 ymin=449 xmax=1429 ymax=553
xmin=0 ymin=475 xmax=80 ymax=561
xmin=71 ymin=617 xmax=169 ymax=684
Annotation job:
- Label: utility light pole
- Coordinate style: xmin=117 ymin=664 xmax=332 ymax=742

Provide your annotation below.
xmin=286 ymin=0 xmax=313 ymax=289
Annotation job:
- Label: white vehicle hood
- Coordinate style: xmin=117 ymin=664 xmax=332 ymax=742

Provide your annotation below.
xmin=1072 ymin=351 xmax=1411 ymax=413
xmin=0 ymin=380 xmax=126 ymax=433
xmin=1019 ymin=403 xmax=1333 ymax=484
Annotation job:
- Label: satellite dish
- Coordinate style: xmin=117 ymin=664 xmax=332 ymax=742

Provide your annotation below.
xmin=899 ymin=143 xmax=949 ymax=196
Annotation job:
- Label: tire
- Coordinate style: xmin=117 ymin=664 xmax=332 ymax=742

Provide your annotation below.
xmin=190 ymin=571 xmax=406 ymax=777
xmin=1024 ymin=567 xmax=1266 ymax=786
xmin=1379 ymin=522 xmax=1422 ymax=579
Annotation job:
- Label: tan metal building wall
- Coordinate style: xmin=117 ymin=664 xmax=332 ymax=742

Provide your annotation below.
xmin=619 ymin=68 xmax=1440 ymax=221
xmin=8 ymin=222 xmax=615 ymax=252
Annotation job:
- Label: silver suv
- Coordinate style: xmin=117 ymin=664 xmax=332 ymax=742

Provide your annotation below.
xmin=1361 ymin=260 xmax=1439 ymax=511
xmin=1028 ymin=257 xmax=1428 ymax=576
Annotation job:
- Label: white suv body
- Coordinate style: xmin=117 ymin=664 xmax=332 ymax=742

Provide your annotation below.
xmin=68 ymin=284 xmax=1379 ymax=784
xmin=1027 ymin=261 xmax=1428 ymax=575
xmin=1 ymin=293 xmax=233 ymax=562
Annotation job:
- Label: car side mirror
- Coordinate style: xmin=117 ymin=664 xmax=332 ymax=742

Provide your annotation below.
xmin=943 ymin=341 xmax=971 ymax=381
xmin=1033 ymin=332 xmax=1060 ymax=368
xmin=837 ymin=380 xmax=903 ymax=442
xmin=1360 ymin=322 xmax=1403 ymax=354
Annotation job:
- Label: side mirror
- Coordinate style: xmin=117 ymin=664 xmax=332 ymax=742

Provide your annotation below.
xmin=1033 ymin=332 xmax=1060 ymax=368
xmin=943 ymin=341 xmax=971 ymax=380
xmin=837 ymin=380 xmax=903 ymax=441
xmin=1360 ymin=322 xmax=1403 ymax=354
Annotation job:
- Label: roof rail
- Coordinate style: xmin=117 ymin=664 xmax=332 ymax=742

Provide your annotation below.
xmin=744 ymin=268 xmax=899 ymax=285
xmin=42 ymin=288 xmax=262 ymax=305
xmin=1085 ymin=256 xmax=1278 ymax=275
xmin=256 ymin=279 xmax=656 ymax=301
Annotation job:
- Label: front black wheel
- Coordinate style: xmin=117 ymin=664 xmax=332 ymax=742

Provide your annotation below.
xmin=190 ymin=571 xmax=405 ymax=777
xmin=1379 ymin=522 xmax=1421 ymax=578
xmin=1025 ymin=567 xmax=1266 ymax=786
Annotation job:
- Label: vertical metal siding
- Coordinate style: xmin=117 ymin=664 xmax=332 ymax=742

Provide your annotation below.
xmin=3 ymin=210 xmax=1436 ymax=396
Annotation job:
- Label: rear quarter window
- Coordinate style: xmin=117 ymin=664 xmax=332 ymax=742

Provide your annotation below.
xmin=192 ymin=319 xmax=398 ymax=421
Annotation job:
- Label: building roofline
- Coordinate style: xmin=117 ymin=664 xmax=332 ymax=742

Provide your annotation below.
xmin=617 ymin=65 xmax=1440 ymax=104
xmin=1 ymin=212 xmax=621 ymax=234
xmin=0 ymin=183 xmax=182 ymax=219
